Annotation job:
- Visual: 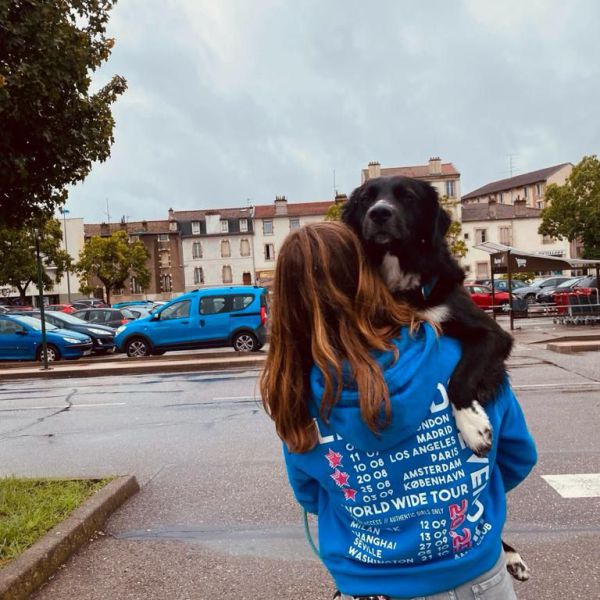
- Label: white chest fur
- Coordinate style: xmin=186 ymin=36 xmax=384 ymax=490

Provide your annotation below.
xmin=380 ymin=252 xmax=421 ymax=292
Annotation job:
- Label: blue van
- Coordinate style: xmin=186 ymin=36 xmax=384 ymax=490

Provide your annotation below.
xmin=115 ymin=286 xmax=268 ymax=357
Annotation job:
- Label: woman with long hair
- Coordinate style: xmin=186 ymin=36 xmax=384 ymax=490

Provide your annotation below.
xmin=261 ymin=222 xmax=536 ymax=600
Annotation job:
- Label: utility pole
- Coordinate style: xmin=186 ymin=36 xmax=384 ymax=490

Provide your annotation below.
xmin=61 ymin=207 xmax=72 ymax=303
xmin=34 ymin=229 xmax=50 ymax=370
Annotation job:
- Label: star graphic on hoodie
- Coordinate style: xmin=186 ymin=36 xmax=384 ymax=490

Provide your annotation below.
xmin=325 ymin=448 xmax=343 ymax=469
xmin=330 ymin=469 xmax=350 ymax=487
xmin=343 ymin=488 xmax=357 ymax=501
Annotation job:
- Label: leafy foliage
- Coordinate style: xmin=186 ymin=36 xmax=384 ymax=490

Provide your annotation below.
xmin=75 ymin=230 xmax=150 ymax=304
xmin=439 ymin=195 xmax=467 ymax=259
xmin=539 ymin=155 xmax=600 ymax=259
xmin=325 ymin=202 xmax=344 ymax=221
xmin=0 ymin=218 xmax=72 ymax=300
xmin=0 ymin=0 xmax=126 ymax=226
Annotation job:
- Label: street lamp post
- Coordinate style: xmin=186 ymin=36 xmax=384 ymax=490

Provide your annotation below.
xmin=34 ymin=229 xmax=50 ymax=370
xmin=61 ymin=207 xmax=72 ymax=303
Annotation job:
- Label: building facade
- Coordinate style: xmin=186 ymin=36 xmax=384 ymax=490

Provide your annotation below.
xmin=83 ymin=219 xmax=185 ymax=302
xmin=170 ymin=207 xmax=256 ymax=291
xmin=251 ymin=196 xmax=334 ymax=286
xmin=462 ymin=163 xmax=573 ymax=209
xmin=461 ymin=200 xmax=575 ymax=279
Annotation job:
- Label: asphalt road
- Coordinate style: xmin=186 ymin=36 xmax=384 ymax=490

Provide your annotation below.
xmin=0 ymin=340 xmax=599 ymax=600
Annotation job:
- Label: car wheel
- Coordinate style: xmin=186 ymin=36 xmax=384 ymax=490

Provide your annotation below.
xmin=232 ymin=331 xmax=258 ymax=352
xmin=125 ymin=337 xmax=151 ymax=358
xmin=37 ymin=344 xmax=60 ymax=362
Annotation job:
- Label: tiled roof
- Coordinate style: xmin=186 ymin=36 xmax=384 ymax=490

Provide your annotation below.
xmin=84 ymin=220 xmax=171 ymax=237
xmin=361 ymin=163 xmax=460 ymax=180
xmin=172 ymin=207 xmax=253 ymax=221
xmin=462 ymin=163 xmax=571 ymax=200
xmin=462 ymin=203 xmax=542 ymax=222
xmin=253 ymin=200 xmax=334 ymax=219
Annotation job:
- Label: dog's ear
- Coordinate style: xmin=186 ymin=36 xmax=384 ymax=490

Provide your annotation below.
xmin=341 ymin=184 xmax=364 ymax=232
xmin=427 ymin=185 xmax=451 ymax=247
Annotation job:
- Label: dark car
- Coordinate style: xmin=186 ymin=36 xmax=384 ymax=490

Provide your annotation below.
xmin=512 ymin=276 xmax=573 ymax=305
xmin=72 ymin=307 xmax=135 ymax=330
xmin=537 ymin=277 xmax=583 ymax=304
xmin=29 ymin=311 xmax=115 ymax=354
xmin=71 ymin=298 xmax=109 ymax=310
xmin=474 ymin=279 xmax=528 ymax=293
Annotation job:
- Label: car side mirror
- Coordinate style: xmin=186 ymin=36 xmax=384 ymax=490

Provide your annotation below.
xmin=151 ymin=313 xmax=160 ymax=321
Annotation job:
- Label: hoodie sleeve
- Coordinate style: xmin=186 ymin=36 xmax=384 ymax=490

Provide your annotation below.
xmin=283 ymin=445 xmax=320 ymax=514
xmin=495 ymin=383 xmax=538 ymax=493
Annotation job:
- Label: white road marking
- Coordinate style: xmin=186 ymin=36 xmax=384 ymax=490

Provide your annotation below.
xmin=0 ymin=402 xmax=127 ymax=412
xmin=542 ymin=474 xmax=600 ymax=498
xmin=213 ymin=395 xmax=259 ymax=401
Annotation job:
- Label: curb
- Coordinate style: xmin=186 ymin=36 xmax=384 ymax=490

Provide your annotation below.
xmin=0 ymin=355 xmax=266 ymax=381
xmin=546 ymin=341 xmax=600 ymax=354
xmin=0 ymin=475 xmax=140 ymax=600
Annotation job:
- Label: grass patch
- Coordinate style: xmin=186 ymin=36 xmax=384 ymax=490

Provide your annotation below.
xmin=0 ymin=477 xmax=113 ymax=568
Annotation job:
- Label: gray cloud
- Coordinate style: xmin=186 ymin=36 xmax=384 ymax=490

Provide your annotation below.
xmin=67 ymin=0 xmax=600 ymax=222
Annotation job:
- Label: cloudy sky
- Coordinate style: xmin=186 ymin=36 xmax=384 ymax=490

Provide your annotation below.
xmin=67 ymin=0 xmax=600 ymax=223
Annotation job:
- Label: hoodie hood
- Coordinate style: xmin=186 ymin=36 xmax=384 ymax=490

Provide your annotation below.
xmin=309 ymin=324 xmax=461 ymax=452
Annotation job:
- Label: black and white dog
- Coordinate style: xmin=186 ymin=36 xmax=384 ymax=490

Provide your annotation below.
xmin=343 ymin=175 xmax=529 ymax=581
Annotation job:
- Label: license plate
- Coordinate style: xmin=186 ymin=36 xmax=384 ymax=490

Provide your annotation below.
xmin=83 ymin=350 xmax=92 ymax=356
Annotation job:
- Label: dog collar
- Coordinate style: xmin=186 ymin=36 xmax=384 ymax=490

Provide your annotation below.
xmin=421 ymin=275 xmax=439 ymax=300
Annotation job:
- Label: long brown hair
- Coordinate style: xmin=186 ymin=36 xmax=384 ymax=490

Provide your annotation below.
xmin=260 ymin=222 xmax=422 ymax=453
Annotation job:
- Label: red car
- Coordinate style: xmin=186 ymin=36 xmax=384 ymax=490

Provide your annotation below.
xmin=46 ymin=304 xmax=76 ymax=314
xmin=464 ymin=284 xmax=512 ymax=312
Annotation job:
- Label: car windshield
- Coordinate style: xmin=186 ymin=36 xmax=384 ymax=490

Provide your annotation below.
xmin=557 ymin=278 xmax=582 ymax=289
xmin=12 ymin=315 xmax=58 ymax=331
xmin=46 ymin=312 xmax=88 ymax=325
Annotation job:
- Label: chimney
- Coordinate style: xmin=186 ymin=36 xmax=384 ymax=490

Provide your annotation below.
xmin=141 ymin=220 xmax=148 ymax=231
xmin=488 ymin=197 xmax=497 ymax=219
xmin=367 ymin=161 xmax=381 ymax=180
xmin=100 ymin=222 xmax=110 ymax=236
xmin=168 ymin=208 xmax=174 ymax=220
xmin=428 ymin=157 xmax=442 ymax=175
xmin=274 ymin=195 xmax=288 ymax=216
xmin=334 ymin=193 xmax=348 ymax=205
xmin=514 ymin=198 xmax=527 ymax=217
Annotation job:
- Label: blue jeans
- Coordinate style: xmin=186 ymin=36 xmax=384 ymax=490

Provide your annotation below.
xmin=339 ymin=553 xmax=517 ymax=600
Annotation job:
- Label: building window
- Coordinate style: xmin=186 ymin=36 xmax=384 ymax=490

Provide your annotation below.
xmin=221 ymin=220 xmax=229 ymax=233
xmin=263 ymin=220 xmax=273 ymax=235
xmin=221 ymin=240 xmax=231 ymax=258
xmin=193 ymin=267 xmax=204 ymax=285
xmin=129 ymin=235 xmax=140 ymax=242
xmin=536 ymin=182 xmax=544 ymax=197
xmin=161 ymin=274 xmax=172 ymax=292
xmin=499 ymin=226 xmax=512 ymax=246
xmin=222 ymin=265 xmax=233 ymax=284
xmin=191 ymin=221 xmax=201 ymax=235
xmin=445 ymin=180 xmax=455 ymax=198
xmin=192 ymin=242 xmax=202 ymax=259
xmin=265 ymin=243 xmax=275 ymax=261
xmin=475 ymin=229 xmax=487 ymax=244
xmin=537 ymin=201 xmax=545 ymax=209
xmin=240 ymin=238 xmax=251 ymax=256
xmin=463 ymin=232 xmax=470 ymax=240
xmin=240 ymin=219 xmax=248 ymax=232
xmin=289 ymin=218 xmax=300 ymax=230
xmin=159 ymin=253 xmax=170 ymax=268
xmin=476 ymin=262 xmax=489 ymax=279
xmin=131 ymin=277 xmax=143 ymax=294
xmin=158 ymin=233 xmax=169 ymax=242
xmin=523 ymin=186 xmax=528 ymax=199
xmin=499 ymin=192 xmax=504 ymax=204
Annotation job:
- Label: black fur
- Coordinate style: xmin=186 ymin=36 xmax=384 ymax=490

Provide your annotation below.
xmin=342 ymin=176 xmax=513 ymax=424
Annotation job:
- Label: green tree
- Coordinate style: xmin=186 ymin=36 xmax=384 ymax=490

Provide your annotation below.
xmin=325 ymin=202 xmax=344 ymax=221
xmin=0 ymin=218 xmax=72 ymax=301
xmin=76 ymin=231 xmax=150 ymax=304
xmin=440 ymin=195 xmax=467 ymax=259
xmin=0 ymin=0 xmax=127 ymax=226
xmin=539 ymin=155 xmax=600 ymax=259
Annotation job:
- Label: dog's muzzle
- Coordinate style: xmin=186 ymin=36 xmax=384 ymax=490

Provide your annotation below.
xmin=363 ymin=201 xmax=402 ymax=245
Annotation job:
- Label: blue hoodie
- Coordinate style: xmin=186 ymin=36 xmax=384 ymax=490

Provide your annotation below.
xmin=283 ymin=324 xmax=537 ymax=598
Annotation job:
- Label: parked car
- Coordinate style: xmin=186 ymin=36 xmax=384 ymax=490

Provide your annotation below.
xmin=552 ymin=276 xmax=599 ymax=303
xmin=115 ymin=285 xmax=269 ymax=357
xmin=72 ymin=307 xmax=136 ymax=330
xmin=475 ymin=278 xmax=528 ymax=293
xmin=512 ymin=276 xmax=573 ymax=305
xmin=537 ymin=277 xmax=584 ymax=304
xmin=125 ymin=306 xmax=154 ymax=320
xmin=71 ymin=298 xmax=109 ymax=310
xmin=46 ymin=304 xmax=76 ymax=314
xmin=112 ymin=300 xmax=155 ymax=309
xmin=29 ymin=311 xmax=115 ymax=355
xmin=464 ymin=284 xmax=527 ymax=313
xmin=0 ymin=314 xmax=93 ymax=361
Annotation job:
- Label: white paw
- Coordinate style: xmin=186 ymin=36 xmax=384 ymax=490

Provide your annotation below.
xmin=453 ymin=401 xmax=493 ymax=457
xmin=505 ymin=550 xmax=531 ymax=581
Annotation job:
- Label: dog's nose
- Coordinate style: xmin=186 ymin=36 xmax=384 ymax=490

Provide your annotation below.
xmin=367 ymin=205 xmax=393 ymax=224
